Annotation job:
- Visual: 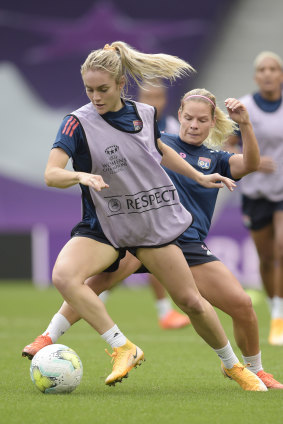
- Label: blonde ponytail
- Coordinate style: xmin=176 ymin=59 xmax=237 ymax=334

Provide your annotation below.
xmin=81 ymin=41 xmax=195 ymax=97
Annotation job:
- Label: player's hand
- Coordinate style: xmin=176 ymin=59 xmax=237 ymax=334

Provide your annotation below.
xmin=78 ymin=173 xmax=109 ymax=191
xmin=224 ymin=98 xmax=250 ymax=125
xmin=258 ymin=156 xmax=276 ymax=173
xmin=198 ymin=173 xmax=236 ymax=191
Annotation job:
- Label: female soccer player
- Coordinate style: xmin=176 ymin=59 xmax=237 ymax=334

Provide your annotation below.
xmin=99 ymin=79 xmax=188 ymax=330
xmin=23 ymin=43 xmax=267 ymax=391
xmin=225 ymin=51 xmax=283 ymax=346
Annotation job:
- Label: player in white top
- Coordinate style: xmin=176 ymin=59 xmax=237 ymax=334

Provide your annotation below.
xmin=226 ymin=51 xmax=283 ymax=346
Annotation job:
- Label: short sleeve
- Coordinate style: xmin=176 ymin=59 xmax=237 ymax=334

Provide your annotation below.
xmin=217 ymin=150 xmax=235 ymax=179
xmin=52 ymin=116 xmax=82 ymax=158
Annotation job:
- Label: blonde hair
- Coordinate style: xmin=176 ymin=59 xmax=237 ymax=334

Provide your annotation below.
xmin=179 ymin=88 xmax=237 ymax=148
xmin=81 ymin=41 xmax=195 ymax=97
xmin=254 ymin=51 xmax=283 ymax=70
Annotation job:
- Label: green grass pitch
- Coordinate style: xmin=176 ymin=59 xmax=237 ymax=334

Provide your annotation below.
xmin=1 ymin=281 xmax=283 ymax=424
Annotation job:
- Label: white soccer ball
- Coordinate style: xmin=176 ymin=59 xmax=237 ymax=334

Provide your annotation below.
xmin=30 ymin=344 xmax=83 ymax=394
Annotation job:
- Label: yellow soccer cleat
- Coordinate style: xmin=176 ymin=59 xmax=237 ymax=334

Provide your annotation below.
xmin=268 ymin=318 xmax=283 ymax=346
xmin=22 ymin=334 xmax=53 ymax=360
xmin=105 ymin=339 xmax=144 ymax=386
xmin=221 ymin=362 xmax=267 ymax=391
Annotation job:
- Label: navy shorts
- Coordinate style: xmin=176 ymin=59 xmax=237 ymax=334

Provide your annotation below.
xmin=136 ymin=241 xmax=219 ymax=273
xmin=71 ymin=222 xmax=181 ymax=272
xmin=127 ymin=238 xmax=180 ymax=258
xmin=242 ymin=195 xmax=283 ymax=231
xmin=71 ymin=221 xmax=126 ymax=272
xmin=179 ymin=241 xmax=219 ymax=267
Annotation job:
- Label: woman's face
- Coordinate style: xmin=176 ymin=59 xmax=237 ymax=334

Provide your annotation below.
xmin=254 ymin=57 xmax=283 ymax=95
xmin=178 ymin=100 xmax=215 ymax=146
xmin=82 ymin=69 xmax=125 ymax=114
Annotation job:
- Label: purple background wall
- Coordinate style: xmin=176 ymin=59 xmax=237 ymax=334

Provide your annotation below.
xmin=1 ymin=0 xmax=260 ymax=288
xmin=0 ymin=0 xmax=234 ymax=111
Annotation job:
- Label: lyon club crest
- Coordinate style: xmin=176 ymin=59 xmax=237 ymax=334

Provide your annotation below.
xmin=198 ymin=157 xmax=211 ymax=169
xmin=133 ymin=120 xmax=142 ymax=130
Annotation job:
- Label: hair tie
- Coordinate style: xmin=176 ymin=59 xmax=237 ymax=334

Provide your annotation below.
xmin=103 ymin=44 xmax=116 ymax=52
xmin=183 ymin=94 xmax=216 ymax=108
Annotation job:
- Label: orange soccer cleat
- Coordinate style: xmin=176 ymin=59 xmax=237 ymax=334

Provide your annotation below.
xmin=159 ymin=310 xmax=191 ymax=329
xmin=257 ymin=370 xmax=283 ymax=389
xmin=22 ymin=334 xmax=53 ymax=360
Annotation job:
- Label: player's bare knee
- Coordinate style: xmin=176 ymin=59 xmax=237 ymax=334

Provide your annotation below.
xmin=230 ymin=293 xmax=254 ymax=321
xmin=52 ymin=266 xmax=73 ymax=292
xmin=178 ymin=294 xmax=205 ymax=315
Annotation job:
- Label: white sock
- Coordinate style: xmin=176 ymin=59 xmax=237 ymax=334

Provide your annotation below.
xmin=214 ymin=341 xmax=239 ymax=369
xmin=156 ymin=298 xmax=172 ymax=319
xmin=272 ymin=296 xmax=283 ymax=319
xmin=43 ymin=313 xmax=71 ymax=343
xmin=101 ymin=324 xmax=127 ymax=348
xmin=242 ymin=352 xmax=263 ymax=374
xmin=99 ymin=290 xmax=110 ymax=303
xmin=266 ymin=297 xmax=273 ymax=315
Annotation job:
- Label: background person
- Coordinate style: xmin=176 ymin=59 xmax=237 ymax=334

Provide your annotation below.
xmin=138 ymin=80 xmax=180 ymax=133
xmin=225 ymin=51 xmax=283 ymax=346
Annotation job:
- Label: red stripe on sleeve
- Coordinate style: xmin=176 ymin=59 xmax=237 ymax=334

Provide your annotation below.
xmin=65 ymin=118 xmax=77 ymax=135
xmin=69 ymin=121 xmax=79 ymax=137
xmin=62 ymin=116 xmax=74 ymax=134
xmin=65 ymin=118 xmax=76 ymax=135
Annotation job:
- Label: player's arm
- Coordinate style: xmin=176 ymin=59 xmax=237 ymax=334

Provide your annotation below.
xmin=45 ymin=148 xmax=79 ymax=188
xmin=45 ymin=148 xmax=109 ymax=192
xmin=224 ymin=98 xmax=260 ymax=179
xmin=44 ymin=148 xmax=109 ymax=191
xmin=157 ymin=139 xmax=236 ymax=191
xmin=45 ymin=117 xmax=109 ymax=191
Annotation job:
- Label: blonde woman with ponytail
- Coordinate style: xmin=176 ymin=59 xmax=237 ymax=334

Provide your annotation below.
xmin=154 ymin=88 xmax=281 ymax=389
xmin=23 ymin=42 xmax=268 ymax=391
xmin=150 ymin=89 xmax=282 ymax=390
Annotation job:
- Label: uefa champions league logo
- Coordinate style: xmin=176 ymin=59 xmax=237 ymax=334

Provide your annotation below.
xmin=105 ymin=145 xmax=119 ymax=156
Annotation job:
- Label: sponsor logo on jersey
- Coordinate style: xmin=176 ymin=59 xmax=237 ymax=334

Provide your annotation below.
xmin=198 ymin=157 xmax=211 ymax=169
xmin=179 ymin=152 xmax=187 ymax=158
xmin=105 ymin=185 xmax=178 ymax=216
xmin=133 ymin=120 xmax=143 ymax=130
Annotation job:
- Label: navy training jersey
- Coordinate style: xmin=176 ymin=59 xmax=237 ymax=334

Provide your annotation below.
xmin=161 ymin=133 xmax=234 ymax=242
xmin=52 ymin=100 xmax=161 ymax=229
